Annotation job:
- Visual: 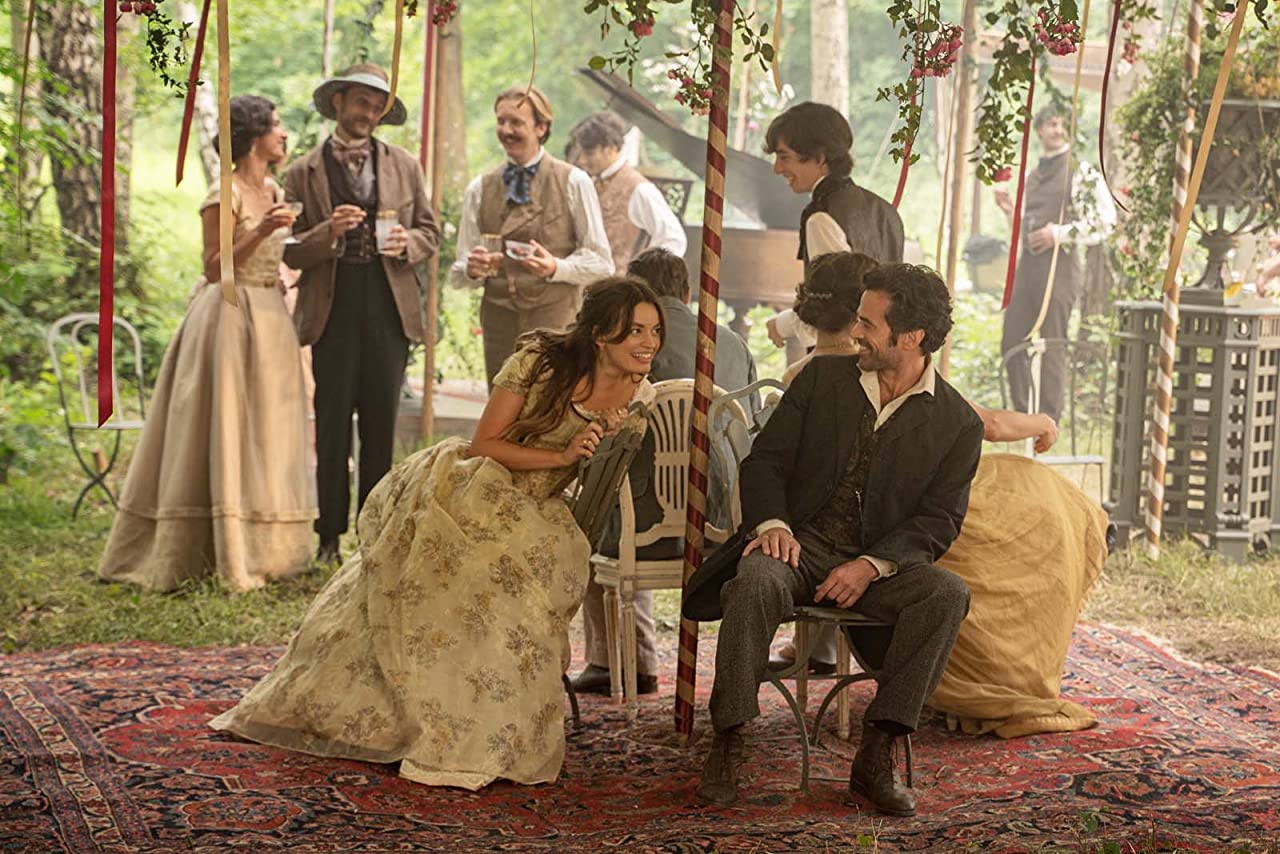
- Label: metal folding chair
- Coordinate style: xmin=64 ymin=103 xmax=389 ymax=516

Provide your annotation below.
xmin=46 ymin=313 xmax=147 ymax=518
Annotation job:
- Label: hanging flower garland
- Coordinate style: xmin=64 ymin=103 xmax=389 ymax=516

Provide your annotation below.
xmin=583 ymin=0 xmax=775 ymax=115
xmin=120 ymin=0 xmax=195 ymax=95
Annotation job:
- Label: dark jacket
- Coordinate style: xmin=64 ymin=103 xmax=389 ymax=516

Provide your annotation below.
xmin=682 ymin=354 xmax=983 ymax=621
xmin=596 ymin=296 xmax=758 ymax=559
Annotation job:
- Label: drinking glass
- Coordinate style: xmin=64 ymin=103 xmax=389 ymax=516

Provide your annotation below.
xmin=376 ymin=209 xmax=400 ymax=253
xmin=281 ymin=199 xmax=305 ymax=245
xmin=480 ymin=233 xmax=504 ymax=277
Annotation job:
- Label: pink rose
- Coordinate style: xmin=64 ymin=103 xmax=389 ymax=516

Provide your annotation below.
xmin=993 ymin=166 xmax=1013 ymax=183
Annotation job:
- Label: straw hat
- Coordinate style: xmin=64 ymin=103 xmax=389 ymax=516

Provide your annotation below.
xmin=312 ymin=63 xmax=407 ymax=126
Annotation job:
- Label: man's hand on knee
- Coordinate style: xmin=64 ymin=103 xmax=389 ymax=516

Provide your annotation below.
xmin=742 ymin=528 xmax=801 ymax=568
xmin=815 ymin=558 xmax=878 ymax=608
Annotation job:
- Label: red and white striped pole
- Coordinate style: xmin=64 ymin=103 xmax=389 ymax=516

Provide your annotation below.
xmin=675 ymin=0 xmax=733 ymax=741
xmin=1145 ymin=0 xmax=1249 ymax=558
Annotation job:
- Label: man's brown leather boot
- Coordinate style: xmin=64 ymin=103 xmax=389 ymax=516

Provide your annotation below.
xmin=695 ymin=726 xmax=744 ymax=806
xmin=849 ymin=723 xmax=916 ymax=816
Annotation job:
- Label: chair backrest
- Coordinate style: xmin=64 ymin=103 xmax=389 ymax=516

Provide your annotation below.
xmin=570 ymin=403 xmax=649 ymax=546
xmin=46 ymin=313 xmax=147 ymax=430
xmin=997 ymin=336 xmax=1110 ymax=462
xmin=627 ymin=378 xmax=736 ymax=547
xmin=708 ymin=378 xmax=787 ymax=530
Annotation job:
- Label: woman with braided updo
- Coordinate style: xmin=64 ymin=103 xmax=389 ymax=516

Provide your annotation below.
xmin=98 ymin=95 xmax=316 ymax=592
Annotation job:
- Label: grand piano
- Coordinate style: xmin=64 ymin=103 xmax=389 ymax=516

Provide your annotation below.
xmin=576 ymin=70 xmax=806 ymax=327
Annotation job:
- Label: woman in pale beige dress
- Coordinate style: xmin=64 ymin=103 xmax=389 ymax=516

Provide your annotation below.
xmin=212 ymin=278 xmax=663 ymax=790
xmin=775 ymin=252 xmax=1108 ymax=737
xmin=98 ymin=95 xmax=316 ymax=592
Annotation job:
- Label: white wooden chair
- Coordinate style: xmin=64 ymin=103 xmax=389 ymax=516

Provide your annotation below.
xmin=590 ymin=379 xmax=735 ymax=718
xmin=46 ymin=313 xmax=147 ymax=518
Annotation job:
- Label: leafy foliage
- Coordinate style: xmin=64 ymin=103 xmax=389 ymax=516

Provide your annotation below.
xmin=1112 ymin=24 xmax=1280 ymax=294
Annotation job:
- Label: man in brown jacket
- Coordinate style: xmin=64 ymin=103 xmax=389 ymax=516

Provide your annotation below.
xmin=285 ymin=64 xmax=440 ymax=565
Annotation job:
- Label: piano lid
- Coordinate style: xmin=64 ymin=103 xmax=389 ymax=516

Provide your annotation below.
xmin=575 ymin=68 xmax=806 ymax=230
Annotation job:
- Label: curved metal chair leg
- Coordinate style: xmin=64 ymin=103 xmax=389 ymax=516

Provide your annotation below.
xmin=766 ymin=676 xmax=813 ymax=792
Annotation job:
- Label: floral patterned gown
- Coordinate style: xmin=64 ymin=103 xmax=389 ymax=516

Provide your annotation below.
xmin=211 ymin=347 xmax=654 ymax=790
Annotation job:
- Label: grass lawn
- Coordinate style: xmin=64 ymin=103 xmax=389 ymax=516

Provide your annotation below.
xmin=3 ymin=440 xmax=1279 ymax=677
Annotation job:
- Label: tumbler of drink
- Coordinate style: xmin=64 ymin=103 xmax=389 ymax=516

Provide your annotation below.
xmin=375 ymin=209 xmax=400 ymax=252
xmin=480 ymin=233 xmax=504 ymax=277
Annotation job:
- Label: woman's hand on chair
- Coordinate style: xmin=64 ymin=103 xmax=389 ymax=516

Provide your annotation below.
xmin=1033 ymin=415 xmax=1059 ymax=454
xmin=600 ymin=407 xmax=629 ymax=437
xmin=560 ymin=422 xmax=605 ymax=466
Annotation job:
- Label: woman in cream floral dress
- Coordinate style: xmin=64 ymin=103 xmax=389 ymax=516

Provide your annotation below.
xmin=212 ymin=278 xmax=663 ymax=789
xmin=98 ymin=95 xmax=315 ymax=592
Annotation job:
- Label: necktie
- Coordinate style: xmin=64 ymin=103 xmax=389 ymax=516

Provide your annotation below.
xmin=503 ymin=161 xmax=539 ymax=206
xmin=332 ymin=138 xmax=371 ymax=177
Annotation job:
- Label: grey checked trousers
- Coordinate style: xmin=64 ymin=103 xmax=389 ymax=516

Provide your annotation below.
xmin=708 ymin=529 xmax=970 ymax=733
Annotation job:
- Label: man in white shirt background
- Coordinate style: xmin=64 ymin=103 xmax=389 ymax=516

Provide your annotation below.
xmin=566 ymin=111 xmax=688 ymax=271
xmin=449 ymin=86 xmax=614 ymax=387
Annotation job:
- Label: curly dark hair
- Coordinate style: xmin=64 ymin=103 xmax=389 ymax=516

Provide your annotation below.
xmin=569 ymin=111 xmax=627 ymax=152
xmin=505 ymin=277 xmax=665 ymax=442
xmin=860 ymin=263 xmax=953 ymax=354
xmin=793 ymin=252 xmax=879 ymax=334
xmin=763 ymin=102 xmax=854 ymax=179
xmin=627 ymin=247 xmax=688 ymax=300
xmin=211 ymin=94 xmax=276 ymax=162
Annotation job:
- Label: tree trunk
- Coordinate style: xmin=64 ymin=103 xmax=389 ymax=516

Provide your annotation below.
xmin=40 ymin=0 xmax=136 ymax=294
xmin=10 ymin=0 xmax=44 ymax=221
xmin=809 ymin=0 xmax=849 ymax=115
xmin=436 ymin=7 xmax=468 ymax=198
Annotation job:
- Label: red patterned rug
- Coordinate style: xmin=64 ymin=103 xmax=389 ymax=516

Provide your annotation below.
xmin=2 ymin=624 xmax=1278 ymax=852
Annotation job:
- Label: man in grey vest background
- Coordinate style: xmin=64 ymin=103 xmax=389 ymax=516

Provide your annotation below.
xmin=995 ymin=105 xmax=1116 ymax=421
xmin=566 ymin=111 xmax=687 ymax=271
xmin=449 ymin=86 xmax=614 ymax=387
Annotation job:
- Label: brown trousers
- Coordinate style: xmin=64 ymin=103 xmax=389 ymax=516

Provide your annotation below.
xmin=480 ymin=287 xmax=580 ymax=388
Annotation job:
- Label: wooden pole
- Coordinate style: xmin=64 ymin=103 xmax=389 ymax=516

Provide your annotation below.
xmin=675 ymin=0 xmax=733 ymax=741
xmin=421 ymin=2 xmax=441 ymax=441
xmin=940 ymin=0 xmax=978 ymax=377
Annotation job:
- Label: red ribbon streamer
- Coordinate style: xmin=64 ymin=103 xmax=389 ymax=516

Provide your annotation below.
xmin=891 ymin=84 xmax=921 ymax=208
xmin=99 ymin=1 xmax=117 ymax=426
xmin=1098 ymin=0 xmax=1129 ymax=212
xmin=1001 ymin=63 xmax=1036 ymax=311
xmin=175 ymin=0 xmax=213 ymax=186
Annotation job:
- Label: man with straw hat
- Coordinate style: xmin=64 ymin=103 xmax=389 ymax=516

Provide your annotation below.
xmin=285 ymin=63 xmax=440 ymax=567
xmin=449 ymin=85 xmax=614 ymax=388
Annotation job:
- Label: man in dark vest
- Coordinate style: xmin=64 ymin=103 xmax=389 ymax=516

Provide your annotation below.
xmin=684 ymin=263 xmax=981 ymax=815
xmin=762 ymin=101 xmax=905 ymax=354
xmin=566 ymin=111 xmax=687 ymax=271
xmin=763 ymin=101 xmax=907 ymax=674
xmin=449 ymin=86 xmax=613 ymax=387
xmin=286 ymin=64 xmax=440 ymax=566
xmin=995 ymin=105 xmax=1116 ymax=421
xmin=571 ymin=248 xmax=756 ymax=698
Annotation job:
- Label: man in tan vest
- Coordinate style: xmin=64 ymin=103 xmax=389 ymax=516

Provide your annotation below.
xmin=567 ymin=111 xmax=686 ymax=271
xmin=449 ymin=86 xmax=613 ymax=387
